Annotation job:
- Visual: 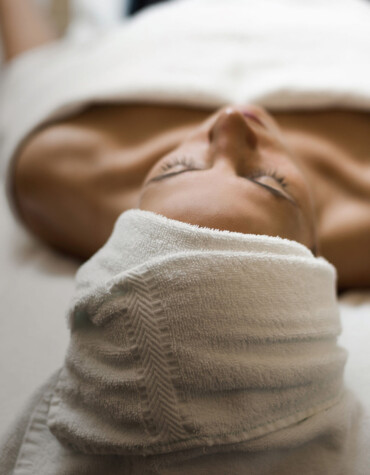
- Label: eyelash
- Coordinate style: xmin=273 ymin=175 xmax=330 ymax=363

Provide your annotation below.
xmin=160 ymin=156 xmax=288 ymax=188
xmin=160 ymin=156 xmax=195 ymax=172
xmin=249 ymin=169 xmax=288 ymax=188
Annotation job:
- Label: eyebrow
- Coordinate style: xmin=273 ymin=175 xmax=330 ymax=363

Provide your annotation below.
xmin=146 ymin=169 xmax=297 ymax=206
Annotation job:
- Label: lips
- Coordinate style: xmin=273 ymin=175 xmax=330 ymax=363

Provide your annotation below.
xmin=242 ymin=110 xmax=264 ymax=127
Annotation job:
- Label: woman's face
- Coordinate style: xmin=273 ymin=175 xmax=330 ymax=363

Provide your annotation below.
xmin=138 ymin=105 xmax=317 ymax=250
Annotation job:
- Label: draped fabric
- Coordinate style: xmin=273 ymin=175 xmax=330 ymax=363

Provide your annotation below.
xmin=0 ymin=210 xmax=358 ymax=474
xmin=47 ymin=210 xmax=350 ymax=458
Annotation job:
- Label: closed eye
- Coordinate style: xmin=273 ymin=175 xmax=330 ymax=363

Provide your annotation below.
xmin=144 ymin=166 xmax=297 ymax=206
xmin=146 ymin=167 xmax=199 ymax=183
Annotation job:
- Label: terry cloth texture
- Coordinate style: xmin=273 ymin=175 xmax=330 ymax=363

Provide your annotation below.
xmin=0 ymin=210 xmax=361 ymax=474
xmin=1 ymin=0 xmax=370 ymax=210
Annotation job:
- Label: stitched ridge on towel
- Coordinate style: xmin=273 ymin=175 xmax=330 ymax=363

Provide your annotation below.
xmin=122 ymin=271 xmax=189 ymax=441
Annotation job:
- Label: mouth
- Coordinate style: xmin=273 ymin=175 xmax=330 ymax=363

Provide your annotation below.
xmin=242 ymin=110 xmax=264 ymax=127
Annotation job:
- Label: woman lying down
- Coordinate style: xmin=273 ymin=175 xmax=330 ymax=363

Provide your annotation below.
xmin=0 ymin=0 xmax=369 ymax=473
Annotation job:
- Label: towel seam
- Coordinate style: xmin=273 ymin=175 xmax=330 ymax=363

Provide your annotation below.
xmin=122 ymin=270 xmax=190 ymax=442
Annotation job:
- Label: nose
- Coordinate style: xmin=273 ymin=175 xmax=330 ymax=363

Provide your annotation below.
xmin=208 ymin=107 xmax=257 ymax=172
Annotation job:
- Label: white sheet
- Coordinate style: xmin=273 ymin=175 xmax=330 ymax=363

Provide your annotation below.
xmin=338 ymin=294 xmax=370 ymax=472
xmin=0 ymin=182 xmax=77 ymax=437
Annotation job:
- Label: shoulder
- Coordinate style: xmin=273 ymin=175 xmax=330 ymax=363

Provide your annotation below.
xmin=13 ymin=122 xmax=108 ymax=257
xmin=14 ymin=121 xmax=105 ymax=204
xmin=17 ymin=122 xmax=103 ymax=169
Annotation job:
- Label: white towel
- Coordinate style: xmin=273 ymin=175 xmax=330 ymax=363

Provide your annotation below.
xmin=0 ymin=210 xmax=361 ymax=473
xmin=46 ymin=210 xmax=358 ymax=459
xmin=66 ymin=0 xmax=129 ymax=42
xmin=1 ymin=0 xmax=370 ymax=202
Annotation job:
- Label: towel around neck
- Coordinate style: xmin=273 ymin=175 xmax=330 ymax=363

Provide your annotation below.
xmin=47 ymin=210 xmax=346 ymax=456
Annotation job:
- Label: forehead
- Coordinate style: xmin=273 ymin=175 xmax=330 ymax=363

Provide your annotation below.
xmin=139 ymin=169 xmax=302 ymax=236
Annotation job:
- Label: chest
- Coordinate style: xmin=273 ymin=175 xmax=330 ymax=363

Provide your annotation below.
xmin=273 ymin=109 xmax=370 ymax=288
xmin=274 ymin=108 xmax=370 ymax=200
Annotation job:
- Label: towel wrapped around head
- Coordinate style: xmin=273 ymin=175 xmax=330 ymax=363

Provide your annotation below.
xmin=47 ymin=210 xmax=357 ymax=464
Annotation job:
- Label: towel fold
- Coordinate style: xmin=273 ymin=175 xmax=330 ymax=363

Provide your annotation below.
xmin=47 ymin=210 xmax=351 ymax=458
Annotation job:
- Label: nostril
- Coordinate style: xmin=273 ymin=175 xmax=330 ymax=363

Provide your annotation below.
xmin=208 ymin=108 xmax=258 ymax=151
xmin=208 ymin=127 xmax=214 ymax=143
